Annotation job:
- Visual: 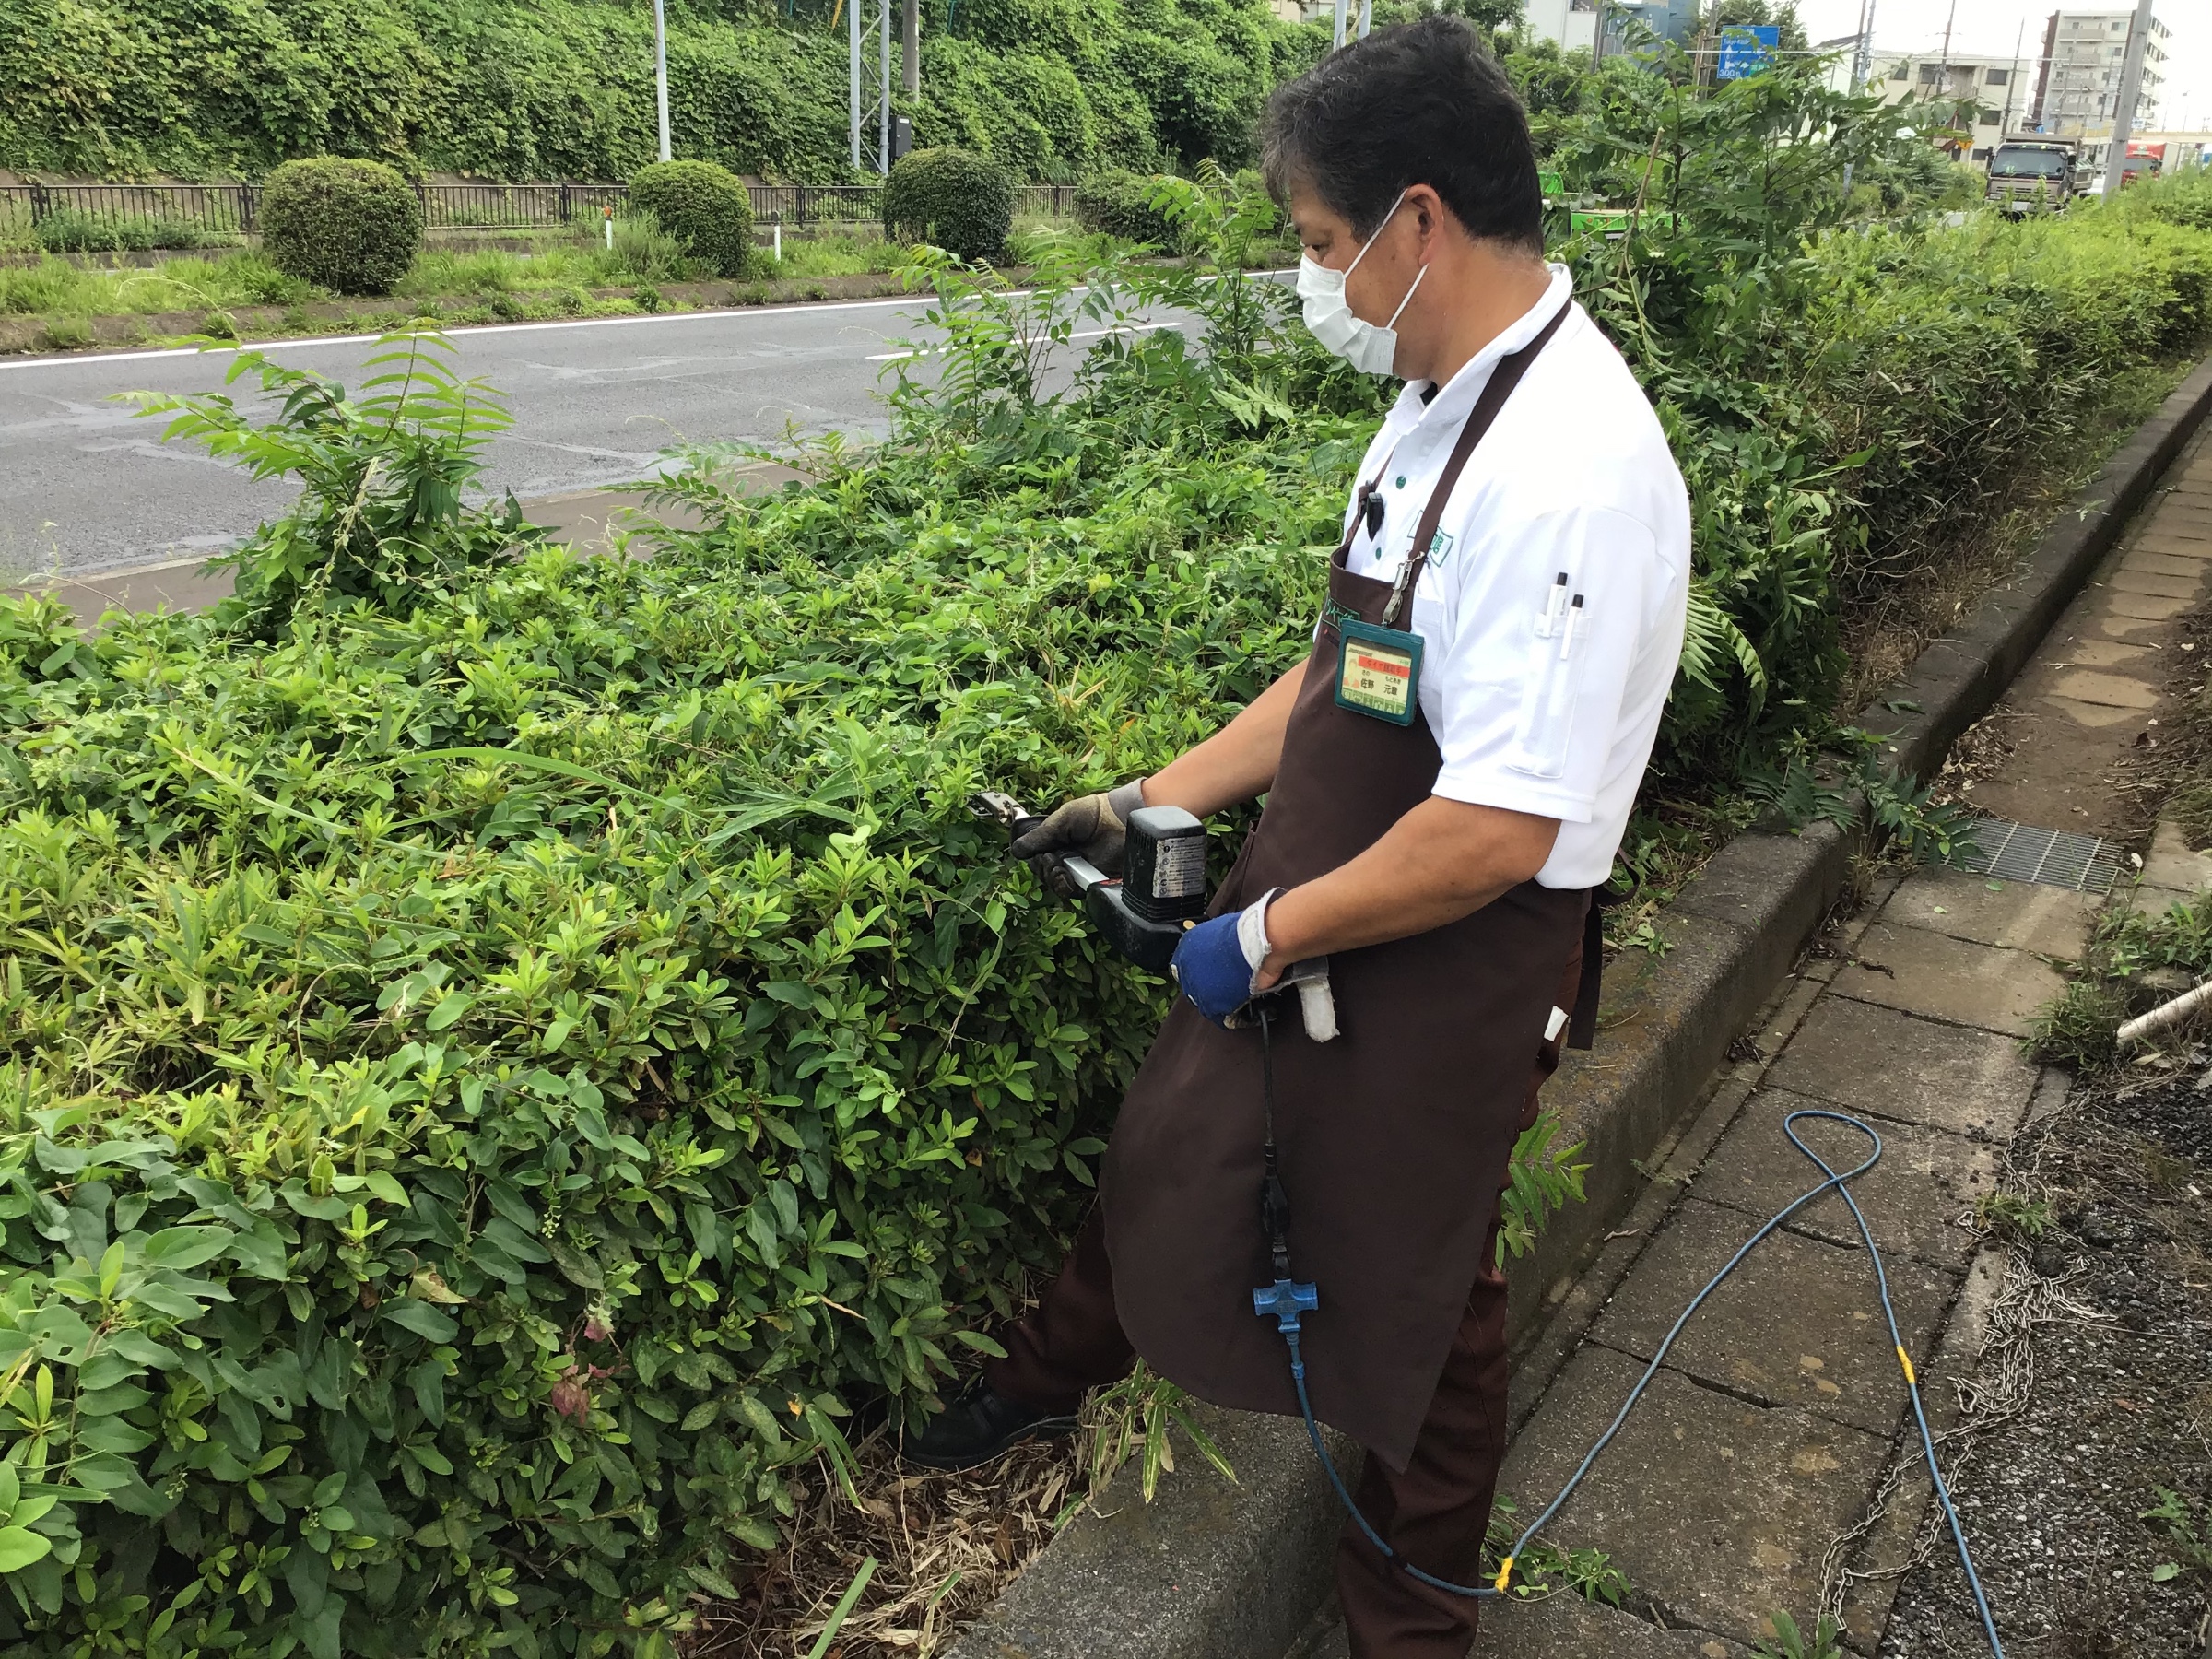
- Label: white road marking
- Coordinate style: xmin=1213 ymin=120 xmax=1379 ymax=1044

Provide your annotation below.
xmin=0 ymin=292 xmax=934 ymax=372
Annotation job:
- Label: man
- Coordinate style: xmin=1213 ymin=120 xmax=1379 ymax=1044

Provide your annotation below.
xmin=908 ymin=18 xmax=1689 ymax=1656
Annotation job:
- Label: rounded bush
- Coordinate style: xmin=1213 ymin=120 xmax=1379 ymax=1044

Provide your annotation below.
xmin=256 ymin=158 xmax=422 ymax=296
xmin=884 ymin=147 xmax=1017 ymax=264
xmin=628 ymin=159 xmax=757 ymax=278
xmin=1075 ymin=169 xmax=1182 ymax=251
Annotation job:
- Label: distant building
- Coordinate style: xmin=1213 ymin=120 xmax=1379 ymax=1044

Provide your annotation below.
xmin=1860 ymin=51 xmax=2034 ymax=165
xmin=2030 ymin=6 xmax=2172 ymax=184
xmin=1524 ymin=0 xmax=1600 ymax=55
xmin=1524 ymin=0 xmax=1695 ymax=57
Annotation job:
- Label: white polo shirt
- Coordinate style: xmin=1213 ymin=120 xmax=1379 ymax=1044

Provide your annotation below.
xmin=1340 ymin=265 xmax=1689 ymax=890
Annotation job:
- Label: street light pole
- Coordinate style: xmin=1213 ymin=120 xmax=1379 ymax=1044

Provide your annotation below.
xmin=2103 ymin=0 xmax=2158 ymax=199
xmin=849 ymin=0 xmax=862 ymax=171
xmin=653 ymin=0 xmax=672 ymax=162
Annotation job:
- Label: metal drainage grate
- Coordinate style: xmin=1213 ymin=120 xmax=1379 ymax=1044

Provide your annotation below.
xmin=1950 ymin=815 xmax=2121 ymax=894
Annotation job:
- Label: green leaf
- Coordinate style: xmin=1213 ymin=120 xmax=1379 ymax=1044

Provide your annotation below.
xmin=0 ymin=1526 xmax=53 ymax=1571
xmin=425 ymin=993 xmax=474 ymax=1031
xmin=383 ymin=1300 xmax=459 ymax=1344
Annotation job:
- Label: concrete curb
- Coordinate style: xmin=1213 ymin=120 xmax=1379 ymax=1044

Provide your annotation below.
xmin=943 ymin=348 xmax=2212 ymax=1659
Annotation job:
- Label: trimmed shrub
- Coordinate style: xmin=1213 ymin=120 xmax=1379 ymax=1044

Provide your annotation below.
xmin=257 ymin=158 xmax=423 ymax=296
xmin=884 ymin=147 xmax=1016 ymax=264
xmin=1073 ymin=169 xmax=1182 ymax=251
xmin=627 ymin=159 xmax=755 ymax=278
xmin=32 ymin=210 xmax=234 ymax=253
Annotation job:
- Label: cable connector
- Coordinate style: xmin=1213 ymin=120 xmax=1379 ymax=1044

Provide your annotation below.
xmin=1492 ymin=1556 xmax=1513 ymax=1594
xmin=1897 ymin=1345 xmax=1916 ymax=1387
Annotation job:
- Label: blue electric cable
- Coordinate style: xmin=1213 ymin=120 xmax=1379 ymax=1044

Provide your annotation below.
xmin=1252 ymin=1009 xmax=2007 ymax=1655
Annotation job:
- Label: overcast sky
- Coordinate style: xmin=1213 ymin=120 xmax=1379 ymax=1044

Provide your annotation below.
xmin=1791 ymin=1 xmax=2209 ymax=131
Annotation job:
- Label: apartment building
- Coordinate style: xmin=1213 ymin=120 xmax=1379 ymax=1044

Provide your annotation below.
xmin=1861 ymin=51 xmax=2033 ymax=162
xmin=2031 ymin=6 xmax=2171 ymax=181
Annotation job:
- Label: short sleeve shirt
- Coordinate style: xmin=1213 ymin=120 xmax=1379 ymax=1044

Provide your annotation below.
xmin=1339 ymin=265 xmax=1690 ymax=890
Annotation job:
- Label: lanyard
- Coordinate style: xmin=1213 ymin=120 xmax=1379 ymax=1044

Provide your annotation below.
xmin=1326 ymin=303 xmax=1568 ymax=725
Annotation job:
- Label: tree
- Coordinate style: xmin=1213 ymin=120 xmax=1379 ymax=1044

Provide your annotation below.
xmin=1702 ymin=0 xmax=1808 ymax=56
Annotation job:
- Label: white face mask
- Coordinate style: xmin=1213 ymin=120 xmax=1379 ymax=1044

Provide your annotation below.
xmin=1296 ymin=192 xmax=1428 ymax=377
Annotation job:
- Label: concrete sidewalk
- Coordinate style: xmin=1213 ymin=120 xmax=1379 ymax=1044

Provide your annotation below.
xmin=1288 ymin=428 xmax=2212 ymax=1655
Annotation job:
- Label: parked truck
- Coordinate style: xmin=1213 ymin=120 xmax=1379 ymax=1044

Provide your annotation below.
xmin=1985 ymin=138 xmax=2079 ymax=215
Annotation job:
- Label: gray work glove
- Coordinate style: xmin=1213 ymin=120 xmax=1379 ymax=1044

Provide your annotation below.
xmin=1010 ymin=780 xmax=1148 ymax=898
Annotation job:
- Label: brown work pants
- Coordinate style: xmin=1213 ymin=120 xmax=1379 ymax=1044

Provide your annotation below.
xmin=987 ymin=973 xmax=1573 ymax=1659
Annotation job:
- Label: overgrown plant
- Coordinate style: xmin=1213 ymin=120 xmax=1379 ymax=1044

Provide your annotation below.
xmin=124 ymin=334 xmax=538 ymax=624
xmin=1082 ymin=1363 xmax=1235 ymax=1505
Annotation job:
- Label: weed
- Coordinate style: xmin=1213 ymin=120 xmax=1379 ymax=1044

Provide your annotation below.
xmin=633 ymin=281 xmax=664 ymax=312
xmin=1752 ymin=1609 xmax=1847 ymax=1659
xmin=1083 ymin=1363 xmax=1236 ymax=1504
xmin=2145 ymin=1487 xmax=2212 ymax=1585
xmin=37 ymin=314 xmax=90 ymax=350
xmin=1497 ymin=1115 xmax=1591 ymax=1267
xmin=1485 ymin=1495 xmax=1633 ymax=1606
xmin=2030 ymin=892 xmax=2212 ymax=1069
xmin=1973 ymin=1190 xmax=2056 ymax=1241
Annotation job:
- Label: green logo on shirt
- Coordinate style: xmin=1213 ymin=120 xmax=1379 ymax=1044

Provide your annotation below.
xmin=1427 ymin=529 xmax=1455 ymax=567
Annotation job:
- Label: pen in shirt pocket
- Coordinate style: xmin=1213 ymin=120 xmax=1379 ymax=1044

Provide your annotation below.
xmin=1536 ymin=572 xmax=1569 ymax=637
xmin=1558 ymin=594 xmax=1585 ymax=660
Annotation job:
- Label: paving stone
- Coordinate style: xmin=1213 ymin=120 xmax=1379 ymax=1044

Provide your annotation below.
xmin=2120 ymin=550 xmax=2212 ymax=581
xmin=2106 ymin=567 xmax=2200 ymax=599
xmin=2046 ymin=667 xmax=2159 ymax=709
xmin=1292 ymin=1597 xmax=1754 ymax=1659
xmin=2094 ymin=612 xmax=2165 ymax=641
xmin=1477 ymin=1597 xmax=1753 ymax=1659
xmin=2142 ymin=517 xmax=2212 ymax=547
xmin=1586 ymin=1196 xmax=1958 ymax=1436
xmin=1498 ymin=1347 xmax=1890 ymax=1650
xmin=1688 ymin=1087 xmax=1994 ymax=1272
xmin=1761 ymin=997 xmax=2037 ymax=1138
xmin=2138 ymin=817 xmax=2212 ymax=894
xmin=2103 ymin=590 xmax=2194 ymax=621
xmin=2048 ymin=638 xmax=2156 ymax=668
xmin=2040 ymin=693 xmax=2143 ymax=729
xmin=1829 ymin=922 xmax=2066 ymax=1038
xmin=1878 ymin=866 xmax=2098 ymax=958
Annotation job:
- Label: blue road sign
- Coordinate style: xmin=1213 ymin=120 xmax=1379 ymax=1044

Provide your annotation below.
xmin=1716 ymin=23 xmax=1779 ymax=80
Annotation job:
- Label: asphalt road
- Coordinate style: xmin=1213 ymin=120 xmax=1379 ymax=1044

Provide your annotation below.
xmin=0 ymin=297 xmax=955 ymax=578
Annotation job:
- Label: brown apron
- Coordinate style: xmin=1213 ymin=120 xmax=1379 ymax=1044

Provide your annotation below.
xmin=1100 ymin=309 xmax=1591 ymax=1472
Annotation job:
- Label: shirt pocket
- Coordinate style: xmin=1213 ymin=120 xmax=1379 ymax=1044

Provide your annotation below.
xmin=1504 ymin=598 xmax=1583 ymax=781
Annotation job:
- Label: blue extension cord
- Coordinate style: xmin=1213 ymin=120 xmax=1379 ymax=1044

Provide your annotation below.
xmin=1251 ymin=1013 xmax=2008 ymax=1655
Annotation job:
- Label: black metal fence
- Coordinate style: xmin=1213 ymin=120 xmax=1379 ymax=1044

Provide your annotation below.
xmin=0 ymin=180 xmax=1080 ymax=247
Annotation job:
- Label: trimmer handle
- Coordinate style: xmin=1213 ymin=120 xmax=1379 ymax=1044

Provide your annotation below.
xmin=968 ymin=790 xmax=1189 ymax=972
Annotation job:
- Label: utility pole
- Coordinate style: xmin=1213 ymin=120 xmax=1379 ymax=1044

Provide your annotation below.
xmin=1332 ymin=0 xmax=1347 ymax=50
xmin=879 ymin=0 xmax=891 ymax=173
xmin=2103 ymin=0 xmax=2158 ymax=199
xmin=653 ymin=0 xmax=672 ymax=162
xmin=849 ymin=0 xmax=862 ymax=171
xmin=1355 ymin=0 xmax=1371 ymax=40
xmin=1998 ymin=18 xmax=2023 ymax=139
xmin=901 ymin=0 xmax=918 ymax=99
xmin=1848 ymin=0 xmax=1877 ymax=95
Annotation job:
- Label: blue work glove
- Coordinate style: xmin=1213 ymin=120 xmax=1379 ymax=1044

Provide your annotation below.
xmin=1170 ymin=890 xmax=1280 ymax=1028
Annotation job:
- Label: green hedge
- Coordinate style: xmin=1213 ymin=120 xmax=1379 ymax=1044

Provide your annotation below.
xmin=1073 ymin=169 xmax=1184 ymax=251
xmin=884 ymin=147 xmax=1015 ymax=263
xmin=0 ymin=0 xmax=1321 ymax=184
xmin=627 ymin=159 xmax=755 ymax=278
xmin=257 ymin=158 xmax=423 ymax=296
xmin=0 ymin=313 xmax=1346 ymax=1653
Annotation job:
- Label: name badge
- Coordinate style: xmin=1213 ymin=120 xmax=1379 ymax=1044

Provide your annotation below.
xmin=1334 ymin=618 xmax=1423 ymax=725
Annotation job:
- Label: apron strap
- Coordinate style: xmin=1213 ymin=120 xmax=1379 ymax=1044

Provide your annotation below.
xmin=1383 ymin=301 xmax=1571 ymax=626
xmin=1566 ymin=884 xmax=1618 ymax=1052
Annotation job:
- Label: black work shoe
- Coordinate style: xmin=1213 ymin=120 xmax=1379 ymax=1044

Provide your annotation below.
xmin=902 ymin=1377 xmax=1079 ymax=1471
